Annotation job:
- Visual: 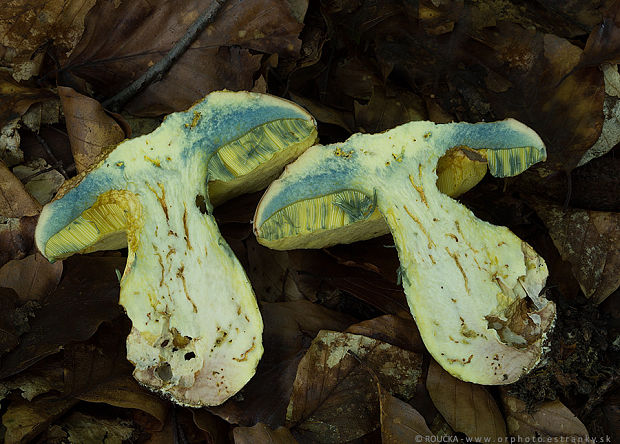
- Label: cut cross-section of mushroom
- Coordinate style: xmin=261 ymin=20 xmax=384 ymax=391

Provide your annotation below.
xmin=35 ymin=91 xmax=317 ymax=406
xmin=254 ymin=119 xmax=555 ymax=385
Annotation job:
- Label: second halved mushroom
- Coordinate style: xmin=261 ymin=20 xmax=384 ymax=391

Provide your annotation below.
xmin=35 ymin=91 xmax=317 ymax=406
xmin=254 ymin=119 xmax=555 ymax=385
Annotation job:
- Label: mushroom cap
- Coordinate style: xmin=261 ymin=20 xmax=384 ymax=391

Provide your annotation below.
xmin=254 ymin=118 xmax=546 ymax=250
xmin=254 ymin=119 xmax=554 ymax=385
xmin=36 ymin=91 xmax=317 ymax=260
xmin=35 ymin=91 xmax=317 ymax=406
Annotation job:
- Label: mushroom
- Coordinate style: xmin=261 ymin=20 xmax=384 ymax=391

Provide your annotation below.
xmin=254 ymin=119 xmax=555 ymax=384
xmin=35 ymin=91 xmax=317 ymax=406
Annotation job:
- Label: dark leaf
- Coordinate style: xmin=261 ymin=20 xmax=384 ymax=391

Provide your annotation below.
xmin=0 ymin=256 xmax=126 ymax=379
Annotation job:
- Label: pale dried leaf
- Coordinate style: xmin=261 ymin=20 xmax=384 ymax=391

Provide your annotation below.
xmin=59 ymin=86 xmax=126 ymax=172
xmin=13 ymin=161 xmax=65 ymax=205
xmin=426 ymin=360 xmax=506 ymax=443
xmin=0 ymin=252 xmax=62 ymax=302
xmin=502 ymin=394 xmax=589 ymax=439
xmin=234 ymin=423 xmax=298 ymax=444
xmin=0 ymin=161 xmax=41 ymax=217
xmin=579 ymin=64 xmax=620 ymax=166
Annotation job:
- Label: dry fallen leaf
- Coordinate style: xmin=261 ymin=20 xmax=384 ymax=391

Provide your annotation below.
xmin=233 ymin=423 xmax=298 ymax=444
xmin=0 ymin=256 xmax=126 ymax=379
xmin=378 ymin=383 xmax=434 ymax=444
xmin=1 ymin=395 xmax=78 ymax=444
xmin=0 ymin=0 xmax=96 ymax=78
xmin=502 ymin=393 xmax=589 ymax=439
xmin=533 ymin=201 xmax=620 ymax=304
xmin=0 ymin=253 xmax=62 ymax=302
xmin=426 ymin=360 xmax=506 ymax=444
xmin=286 ymin=330 xmax=423 ymax=443
xmin=0 ymin=161 xmax=41 ymax=218
xmin=0 ymin=216 xmax=37 ymax=268
xmin=77 ymin=375 xmax=168 ymax=430
xmin=59 ymin=86 xmax=127 ymax=172
xmin=345 ymin=314 xmax=425 ymax=354
xmin=46 ymin=411 xmax=136 ymax=443
xmin=209 ymin=301 xmax=354 ymax=427
xmin=0 ymin=71 xmax=56 ymax=127
xmin=64 ymin=0 xmax=306 ymax=115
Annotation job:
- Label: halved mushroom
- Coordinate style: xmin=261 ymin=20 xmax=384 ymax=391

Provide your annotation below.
xmin=254 ymin=119 xmax=555 ymax=384
xmin=35 ymin=91 xmax=317 ymax=406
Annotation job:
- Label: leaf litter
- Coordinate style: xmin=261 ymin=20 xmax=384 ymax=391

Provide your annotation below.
xmin=0 ymin=0 xmax=618 ymax=442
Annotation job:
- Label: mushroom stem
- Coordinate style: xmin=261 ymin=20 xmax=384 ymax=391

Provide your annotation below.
xmin=117 ymin=173 xmax=261 ymax=406
xmin=381 ymin=171 xmax=549 ymax=383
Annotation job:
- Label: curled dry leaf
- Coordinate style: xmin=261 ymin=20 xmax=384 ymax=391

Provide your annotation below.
xmin=0 ymin=216 xmax=37 ymax=267
xmin=13 ymin=159 xmax=66 ymax=205
xmin=77 ymin=376 xmax=168 ymax=430
xmin=378 ymin=383 xmax=433 ymax=444
xmin=502 ymin=394 xmax=589 ymax=439
xmin=0 ymin=161 xmax=41 ymax=218
xmin=209 ymin=301 xmax=354 ymax=427
xmin=65 ymin=0 xmax=307 ymax=114
xmin=1 ymin=395 xmax=78 ymax=444
xmin=0 ymin=256 xmax=126 ymax=379
xmin=58 ymin=86 xmax=127 ymax=172
xmin=286 ymin=330 xmax=423 ymax=443
xmin=426 ymin=360 xmax=506 ymax=444
xmin=234 ymin=423 xmax=298 ymax=444
xmin=533 ymin=201 xmax=620 ymax=304
xmin=0 ymin=253 xmax=62 ymax=302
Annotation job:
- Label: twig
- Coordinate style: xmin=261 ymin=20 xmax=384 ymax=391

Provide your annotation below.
xmin=34 ymin=132 xmax=69 ymax=179
xmin=103 ymin=0 xmax=228 ymax=112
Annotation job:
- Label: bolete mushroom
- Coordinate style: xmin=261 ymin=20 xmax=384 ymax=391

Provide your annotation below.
xmin=254 ymin=119 xmax=555 ymax=384
xmin=35 ymin=91 xmax=317 ymax=406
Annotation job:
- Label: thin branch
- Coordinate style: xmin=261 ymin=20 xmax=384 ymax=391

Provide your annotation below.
xmin=34 ymin=132 xmax=69 ymax=179
xmin=103 ymin=0 xmax=228 ymax=112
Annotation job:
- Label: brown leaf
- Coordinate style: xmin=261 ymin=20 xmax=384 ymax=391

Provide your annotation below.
xmin=345 ymin=314 xmax=425 ymax=354
xmin=0 ymin=161 xmax=41 ymax=217
xmin=77 ymin=375 xmax=168 ymax=430
xmin=0 ymin=71 xmax=56 ymax=127
xmin=1 ymin=395 xmax=78 ymax=444
xmin=0 ymin=216 xmax=37 ymax=268
xmin=379 ymin=384 xmax=433 ymax=444
xmin=0 ymin=256 xmax=126 ymax=379
xmin=0 ymin=253 xmax=62 ymax=302
xmin=354 ymin=86 xmax=426 ymax=133
xmin=533 ymin=201 xmax=620 ymax=304
xmin=426 ymin=360 xmax=506 ymax=443
xmin=192 ymin=409 xmax=231 ymax=443
xmin=48 ymin=411 xmax=136 ymax=443
xmin=581 ymin=1 xmax=620 ymax=67
xmin=286 ymin=330 xmax=423 ymax=443
xmin=464 ymin=25 xmax=605 ymax=172
xmin=234 ymin=423 xmax=298 ymax=444
xmin=209 ymin=301 xmax=354 ymax=427
xmin=502 ymin=394 xmax=589 ymax=439
xmin=289 ymin=92 xmax=353 ymax=132
xmin=0 ymin=0 xmax=96 ymax=75
xmin=0 ymin=287 xmax=22 ymax=353
xmin=64 ymin=0 xmax=305 ymax=115
xmin=58 ymin=86 xmax=126 ymax=172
